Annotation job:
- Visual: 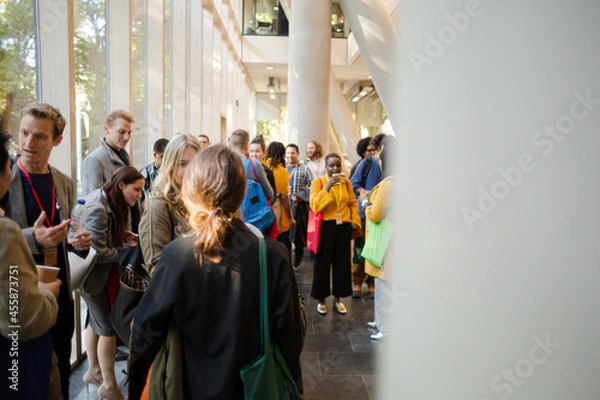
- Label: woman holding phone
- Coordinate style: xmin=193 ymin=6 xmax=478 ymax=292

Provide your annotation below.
xmin=309 ymin=153 xmax=361 ymax=315
xmin=80 ymin=166 xmax=144 ymax=400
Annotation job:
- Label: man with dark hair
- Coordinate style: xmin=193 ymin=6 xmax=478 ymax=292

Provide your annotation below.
xmin=1 ymin=102 xmax=92 ymax=399
xmin=350 ymin=137 xmax=377 ymax=179
xmin=81 ymin=109 xmax=135 ymax=195
xmin=140 ymin=137 xmax=169 ymax=201
xmin=286 ymin=143 xmax=315 ymax=269
xmin=197 ymin=134 xmax=210 ymax=149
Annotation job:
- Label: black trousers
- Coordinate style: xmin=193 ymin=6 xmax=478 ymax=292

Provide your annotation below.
xmin=277 ymin=230 xmax=292 ymax=262
xmin=291 ymin=201 xmax=309 ymax=264
xmin=51 ymin=291 xmax=75 ymax=400
xmin=311 ymin=221 xmax=352 ymax=300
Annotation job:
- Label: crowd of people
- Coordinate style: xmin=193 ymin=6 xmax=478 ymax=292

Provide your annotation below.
xmin=0 ymin=101 xmax=395 ymax=399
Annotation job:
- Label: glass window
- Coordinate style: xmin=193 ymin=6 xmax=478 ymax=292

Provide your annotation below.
xmin=0 ymin=1 xmax=37 ymax=140
xmin=131 ymin=0 xmax=146 ymax=167
xmin=243 ymin=0 xmax=288 ymax=36
xmin=74 ymin=0 xmax=107 ymax=198
xmin=72 ymin=0 xmax=107 ymax=365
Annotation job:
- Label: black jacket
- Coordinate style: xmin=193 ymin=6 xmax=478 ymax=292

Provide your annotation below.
xmin=129 ymin=219 xmax=303 ymax=399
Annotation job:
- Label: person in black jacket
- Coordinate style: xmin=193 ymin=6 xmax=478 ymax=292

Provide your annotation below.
xmin=128 ymin=144 xmax=303 ymax=399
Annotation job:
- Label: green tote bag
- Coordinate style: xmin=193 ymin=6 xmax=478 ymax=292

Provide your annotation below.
xmin=240 ymin=238 xmax=302 ymax=400
xmin=361 ymin=217 xmax=394 ymax=268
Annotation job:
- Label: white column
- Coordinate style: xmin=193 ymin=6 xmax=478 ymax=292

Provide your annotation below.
xmin=211 ymin=26 xmax=222 ymax=142
xmin=37 ymin=0 xmax=76 ymax=178
xmin=171 ymin=0 xmax=188 ymax=134
xmin=340 ymin=0 xmax=401 ymax=130
xmin=188 ymin=0 xmax=203 ymax=134
xmin=286 ymin=0 xmax=331 ymax=153
xmin=330 ymin=69 xmax=361 ymax=165
xmin=201 ymin=9 xmax=213 ymax=138
xmin=107 ymin=0 xmax=132 ymax=112
xmin=146 ymin=0 xmax=165 ymax=155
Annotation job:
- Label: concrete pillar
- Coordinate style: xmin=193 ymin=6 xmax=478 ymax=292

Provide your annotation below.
xmin=188 ymin=0 xmax=203 ymax=135
xmin=330 ymin=69 xmax=361 ymax=165
xmin=340 ymin=0 xmax=401 ymax=131
xmin=286 ymin=0 xmax=331 ymax=154
xmin=171 ymin=0 xmax=188 ymax=134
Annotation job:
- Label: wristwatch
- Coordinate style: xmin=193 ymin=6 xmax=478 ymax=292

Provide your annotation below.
xmin=361 ymin=199 xmax=371 ymax=208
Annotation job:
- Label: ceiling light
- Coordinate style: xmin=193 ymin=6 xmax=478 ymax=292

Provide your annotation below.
xmin=350 ymin=85 xmax=375 ymax=102
xmin=274 ymin=6 xmax=279 ymax=10
xmin=270 ymin=93 xmax=276 ymax=100
xmin=266 ymin=66 xmax=274 ymax=70
xmin=267 ymin=77 xmax=276 ymax=94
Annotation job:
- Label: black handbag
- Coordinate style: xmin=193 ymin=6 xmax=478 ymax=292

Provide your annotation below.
xmin=110 ymin=243 xmax=149 ymax=347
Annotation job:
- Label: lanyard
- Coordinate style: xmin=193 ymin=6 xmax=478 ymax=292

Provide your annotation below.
xmin=17 ymin=157 xmax=56 ymax=227
xmin=331 ymin=177 xmax=343 ymax=211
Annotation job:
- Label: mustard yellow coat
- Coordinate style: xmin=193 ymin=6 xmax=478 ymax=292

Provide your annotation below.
xmin=264 ymin=159 xmax=292 ymax=233
xmin=364 ymin=177 xmax=393 ymax=280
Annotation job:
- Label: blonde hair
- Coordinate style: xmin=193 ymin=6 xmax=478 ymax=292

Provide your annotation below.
xmin=20 ymin=102 xmax=66 ymax=139
xmin=307 ymin=139 xmax=323 ymax=159
xmin=181 ymin=144 xmax=246 ymax=263
xmin=229 ymin=128 xmax=249 ymax=150
xmin=152 ymin=134 xmax=202 ymax=217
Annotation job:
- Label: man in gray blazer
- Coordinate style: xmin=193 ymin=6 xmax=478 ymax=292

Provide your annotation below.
xmin=81 ymin=109 xmax=134 ymax=195
xmin=1 ymin=101 xmax=92 ymax=399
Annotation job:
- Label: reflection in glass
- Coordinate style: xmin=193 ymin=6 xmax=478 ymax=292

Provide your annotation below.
xmin=74 ymin=0 xmax=107 ymax=197
xmin=0 ymin=1 xmax=37 ymax=138
xmin=132 ymin=0 xmax=146 ymax=167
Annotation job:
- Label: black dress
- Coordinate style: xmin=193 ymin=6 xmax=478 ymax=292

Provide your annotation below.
xmin=129 ymin=219 xmax=303 ymax=399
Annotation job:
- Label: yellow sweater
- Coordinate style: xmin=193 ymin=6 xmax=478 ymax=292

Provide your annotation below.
xmin=310 ymin=175 xmax=361 ymax=227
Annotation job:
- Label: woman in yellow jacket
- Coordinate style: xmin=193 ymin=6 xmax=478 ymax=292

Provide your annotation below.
xmin=310 ymin=153 xmax=361 ymax=315
xmin=361 ymin=145 xmax=394 ymax=340
xmin=265 ymin=142 xmax=295 ymax=256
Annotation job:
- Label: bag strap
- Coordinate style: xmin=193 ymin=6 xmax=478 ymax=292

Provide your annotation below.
xmin=362 ymin=156 xmax=372 ymax=187
xmin=249 ymin=160 xmax=273 ymax=207
xmin=249 ymin=158 xmax=261 ymax=183
xmin=258 ymin=237 xmax=270 ymax=352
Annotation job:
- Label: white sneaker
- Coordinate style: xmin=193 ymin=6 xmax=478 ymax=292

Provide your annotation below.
xmin=367 ymin=321 xmax=378 ymax=329
xmin=370 ymin=331 xmax=385 ymax=340
xmin=317 ymin=303 xmax=327 ymax=315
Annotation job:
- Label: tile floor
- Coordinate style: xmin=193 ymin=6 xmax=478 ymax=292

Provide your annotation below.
xmin=69 ymin=251 xmax=379 ymax=399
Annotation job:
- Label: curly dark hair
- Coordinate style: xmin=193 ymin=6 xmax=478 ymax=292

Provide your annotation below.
xmin=266 ymin=141 xmax=286 ymax=169
xmin=356 ymin=137 xmax=371 ymax=158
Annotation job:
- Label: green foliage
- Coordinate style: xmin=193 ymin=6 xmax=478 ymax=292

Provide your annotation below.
xmin=0 ymin=0 xmax=36 ymax=135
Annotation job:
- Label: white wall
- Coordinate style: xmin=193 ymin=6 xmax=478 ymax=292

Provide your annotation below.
xmin=381 ymin=1 xmax=600 ymax=398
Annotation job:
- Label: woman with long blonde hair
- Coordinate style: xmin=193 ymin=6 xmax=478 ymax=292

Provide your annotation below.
xmin=129 ymin=144 xmax=304 ymax=399
xmin=139 ymin=134 xmax=202 ymax=275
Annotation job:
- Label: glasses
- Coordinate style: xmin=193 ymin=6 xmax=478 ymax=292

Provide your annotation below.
xmin=366 ymin=148 xmax=376 ymax=153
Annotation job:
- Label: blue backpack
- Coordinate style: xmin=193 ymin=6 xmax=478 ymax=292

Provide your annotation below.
xmin=241 ymin=159 xmax=275 ymax=233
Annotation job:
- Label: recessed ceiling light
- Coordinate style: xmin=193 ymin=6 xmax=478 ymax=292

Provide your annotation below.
xmin=266 ymin=66 xmax=274 ymax=70
xmin=274 ymin=6 xmax=279 ymax=10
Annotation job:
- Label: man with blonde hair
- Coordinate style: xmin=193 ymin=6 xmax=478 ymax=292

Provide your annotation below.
xmin=81 ymin=109 xmax=135 ymax=195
